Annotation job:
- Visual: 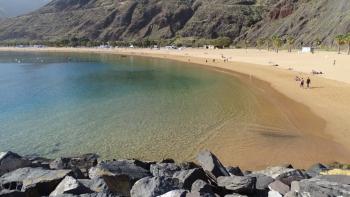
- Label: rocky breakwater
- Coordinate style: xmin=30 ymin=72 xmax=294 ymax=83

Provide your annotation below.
xmin=0 ymin=150 xmax=350 ymax=197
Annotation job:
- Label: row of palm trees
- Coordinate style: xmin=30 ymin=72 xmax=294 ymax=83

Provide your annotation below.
xmin=255 ymin=34 xmax=350 ymax=54
xmin=335 ymin=33 xmax=350 ymax=54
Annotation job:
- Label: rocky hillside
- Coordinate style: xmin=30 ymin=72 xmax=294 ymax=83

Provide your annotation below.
xmin=0 ymin=0 xmax=349 ymax=45
xmin=242 ymin=0 xmax=350 ymax=45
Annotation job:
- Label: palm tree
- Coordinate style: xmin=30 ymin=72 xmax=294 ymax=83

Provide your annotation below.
xmin=265 ymin=37 xmax=272 ymax=51
xmin=256 ymin=38 xmax=265 ymax=50
xmin=272 ymin=35 xmax=283 ymax=53
xmin=286 ymin=36 xmax=295 ymax=52
xmin=344 ymin=33 xmax=350 ymax=55
xmin=335 ymin=35 xmax=345 ymax=54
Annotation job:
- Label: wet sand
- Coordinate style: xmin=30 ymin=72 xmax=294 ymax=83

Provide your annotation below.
xmin=1 ymin=47 xmax=350 ymax=170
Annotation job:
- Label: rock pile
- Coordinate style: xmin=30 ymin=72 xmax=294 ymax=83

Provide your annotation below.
xmin=0 ymin=150 xmax=349 ymax=197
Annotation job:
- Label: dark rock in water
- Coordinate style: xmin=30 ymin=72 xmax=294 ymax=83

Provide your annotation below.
xmin=130 ymin=176 xmax=180 ymax=197
xmin=0 ymin=189 xmax=26 ymax=197
xmin=268 ymin=180 xmax=290 ymax=196
xmin=150 ymin=163 xmax=181 ymax=177
xmin=50 ymin=154 xmax=99 ymax=177
xmin=0 ymin=167 xmax=71 ymax=196
xmin=191 ymin=179 xmax=215 ymax=194
xmin=178 ymin=162 xmax=200 ymax=171
xmin=160 ymin=159 xmax=175 ymax=164
xmin=252 ymin=166 xmax=292 ymax=179
xmin=88 ymin=160 xmax=151 ymax=196
xmin=247 ymin=173 xmax=274 ymax=190
xmin=70 ymin=167 xmax=85 ymax=179
xmin=0 ymin=152 xmax=31 ymax=176
xmin=225 ymin=166 xmax=243 ymax=176
xmin=23 ymin=155 xmax=52 ymax=169
xmin=173 ymin=168 xmax=208 ymax=190
xmin=78 ymin=178 xmax=110 ymax=194
xmin=158 ymin=189 xmax=188 ymax=197
xmin=299 ymin=175 xmax=350 ymax=196
xmin=50 ymin=176 xmax=93 ymax=196
xmin=217 ymin=175 xmax=256 ymax=194
xmin=306 ymin=163 xmax=329 ymax=178
xmin=275 ymin=169 xmax=308 ymax=186
xmin=196 ymin=151 xmax=229 ymax=179
xmin=242 ymin=171 xmax=252 ymax=176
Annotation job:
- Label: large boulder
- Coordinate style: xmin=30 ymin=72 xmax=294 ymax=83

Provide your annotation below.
xmin=0 ymin=167 xmax=71 ymax=196
xmin=50 ymin=154 xmax=99 ymax=177
xmin=196 ymin=151 xmax=229 ymax=179
xmin=190 ymin=179 xmax=215 ymax=195
xmin=50 ymin=176 xmax=93 ymax=196
xmin=225 ymin=167 xmax=243 ymax=176
xmin=247 ymin=173 xmax=274 ymax=190
xmin=0 ymin=152 xmax=31 ymax=176
xmin=158 ymin=189 xmax=188 ymax=197
xmin=173 ymin=168 xmax=208 ymax=190
xmin=78 ymin=178 xmax=110 ymax=194
xmin=130 ymin=176 xmax=180 ymax=197
xmin=305 ymin=163 xmax=329 ymax=178
xmin=88 ymin=159 xmax=151 ymax=196
xmin=268 ymin=180 xmax=290 ymax=196
xmin=0 ymin=189 xmax=26 ymax=197
xmin=253 ymin=166 xmax=307 ymax=185
xmin=217 ymin=175 xmax=256 ymax=194
xmin=150 ymin=163 xmax=181 ymax=177
xmin=299 ymin=175 xmax=350 ymax=196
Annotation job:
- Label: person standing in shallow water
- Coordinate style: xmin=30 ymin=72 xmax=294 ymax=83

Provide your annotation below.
xmin=307 ymin=77 xmax=311 ymax=88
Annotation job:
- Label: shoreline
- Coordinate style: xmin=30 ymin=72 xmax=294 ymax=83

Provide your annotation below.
xmin=1 ymin=47 xmax=350 ymax=169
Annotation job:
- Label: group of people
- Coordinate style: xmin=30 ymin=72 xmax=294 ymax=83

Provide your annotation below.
xmin=295 ymin=76 xmax=311 ymax=88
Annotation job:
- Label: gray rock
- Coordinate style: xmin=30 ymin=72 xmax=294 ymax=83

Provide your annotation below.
xmin=306 ymin=163 xmax=329 ymax=178
xmin=186 ymin=191 xmax=217 ymax=197
xmin=196 ymin=150 xmax=229 ymax=179
xmin=267 ymin=190 xmax=282 ymax=197
xmin=224 ymin=194 xmax=248 ymax=197
xmin=50 ymin=176 xmax=93 ymax=196
xmin=247 ymin=173 xmax=274 ymax=190
xmin=290 ymin=181 xmax=300 ymax=193
xmin=0 ymin=189 xmax=26 ymax=197
xmin=158 ymin=189 xmax=188 ymax=197
xmin=173 ymin=168 xmax=208 ymax=190
xmin=53 ymin=193 xmax=118 ymax=197
xmin=268 ymin=180 xmax=290 ymax=196
xmin=252 ymin=166 xmax=294 ymax=179
xmin=0 ymin=167 xmax=71 ymax=196
xmin=50 ymin=154 xmax=99 ymax=177
xmin=225 ymin=166 xmax=243 ymax=176
xmin=150 ymin=163 xmax=181 ymax=177
xmin=284 ymin=191 xmax=297 ymax=197
xmin=217 ymin=175 xmax=256 ymax=194
xmin=299 ymin=175 xmax=350 ymax=197
xmin=0 ymin=152 xmax=31 ymax=176
xmin=88 ymin=159 xmax=151 ymax=196
xmin=130 ymin=176 xmax=180 ymax=197
xmin=178 ymin=162 xmax=200 ymax=171
xmin=275 ymin=169 xmax=308 ymax=186
xmin=78 ymin=178 xmax=109 ymax=193
xmin=191 ymin=179 xmax=214 ymax=194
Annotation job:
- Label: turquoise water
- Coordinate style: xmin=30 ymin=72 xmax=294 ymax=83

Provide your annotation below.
xmin=0 ymin=52 xmax=259 ymax=160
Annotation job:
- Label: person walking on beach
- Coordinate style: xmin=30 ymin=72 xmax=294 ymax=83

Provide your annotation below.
xmin=306 ymin=77 xmax=311 ymax=88
xmin=300 ymin=78 xmax=304 ymax=88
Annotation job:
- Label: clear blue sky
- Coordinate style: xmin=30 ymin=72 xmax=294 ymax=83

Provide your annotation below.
xmin=0 ymin=0 xmax=51 ymax=17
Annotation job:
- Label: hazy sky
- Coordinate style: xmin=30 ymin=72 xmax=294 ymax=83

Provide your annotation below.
xmin=0 ymin=0 xmax=51 ymax=18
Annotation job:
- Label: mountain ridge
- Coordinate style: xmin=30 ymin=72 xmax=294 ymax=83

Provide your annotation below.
xmin=0 ymin=0 xmax=349 ymax=46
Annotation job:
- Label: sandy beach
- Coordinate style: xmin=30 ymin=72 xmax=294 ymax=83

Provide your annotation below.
xmin=1 ymin=47 xmax=350 ymax=169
